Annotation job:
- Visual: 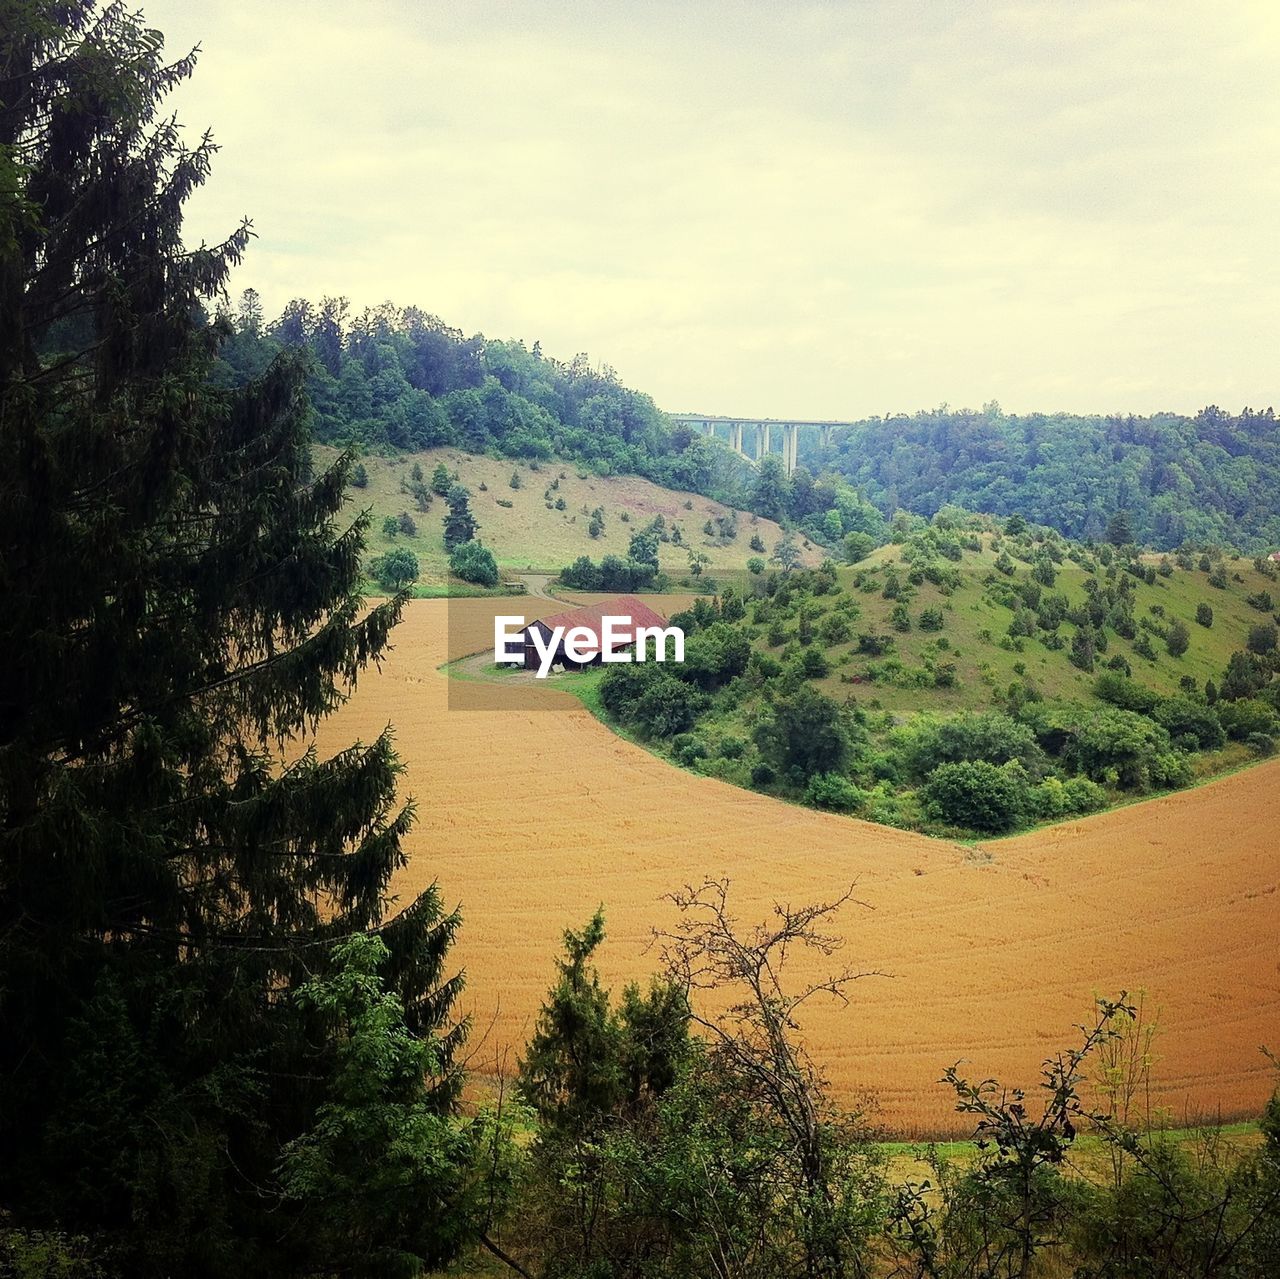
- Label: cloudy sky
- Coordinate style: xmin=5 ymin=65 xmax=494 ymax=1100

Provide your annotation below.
xmin=151 ymin=1 xmax=1280 ymax=419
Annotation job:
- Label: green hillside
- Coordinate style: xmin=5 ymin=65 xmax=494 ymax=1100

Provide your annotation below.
xmin=567 ymin=510 xmax=1280 ymax=836
xmin=323 ymin=445 xmax=819 ymax=592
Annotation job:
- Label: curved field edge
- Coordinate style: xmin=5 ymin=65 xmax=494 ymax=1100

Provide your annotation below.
xmin=312 ymin=599 xmax=1280 ymax=1137
xmin=515 ymin=656 xmax=1276 ymax=846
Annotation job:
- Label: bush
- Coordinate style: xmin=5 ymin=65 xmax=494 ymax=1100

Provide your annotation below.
xmin=900 ymin=711 xmax=1044 ymax=781
xmin=449 ymin=540 xmax=498 ymax=587
xmin=681 ymin=623 xmax=751 ymax=690
xmin=718 ymin=735 xmax=746 ymax=759
xmin=1093 ymin=671 xmax=1159 ymax=714
xmin=373 ymin=547 xmax=419 ymax=591
xmin=631 ymin=675 xmax=707 ymax=738
xmin=1151 ymin=696 xmax=1224 ymax=749
xmin=1216 ymin=699 xmax=1279 ymax=740
xmin=1247 ymin=621 xmax=1278 ymax=655
xmin=1245 ymin=731 xmax=1276 ymax=756
xmin=671 ymin=734 xmax=708 ymax=766
xmin=397 ymin=511 xmax=417 ymax=537
xmin=921 ymin=760 xmax=1030 ymax=833
xmin=1165 ymin=619 xmax=1190 ymax=657
xmin=753 ymin=685 xmax=854 ymax=783
xmin=842 ymin=531 xmax=876 ymax=563
xmin=798 ymin=647 xmax=830 ymax=679
xmin=1195 ymin=602 xmax=1213 ymax=627
xmin=1149 ymin=750 xmax=1194 ymax=789
xmin=352 ymin=461 xmax=369 ymax=488
xmin=919 ymin=607 xmax=944 ymax=631
xmin=804 ymin=773 xmax=867 ymax=813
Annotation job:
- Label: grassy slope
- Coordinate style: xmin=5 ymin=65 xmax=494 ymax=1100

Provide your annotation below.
xmin=807 ymin=538 xmax=1270 ymax=721
xmin=548 ymin=532 xmax=1278 ymax=828
xmin=318 ymin=445 xmax=819 ymax=587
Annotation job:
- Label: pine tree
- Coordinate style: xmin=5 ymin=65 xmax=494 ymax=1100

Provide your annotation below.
xmin=0 ymin=5 xmax=471 ymax=1272
xmin=443 ymin=482 xmax=479 ymax=549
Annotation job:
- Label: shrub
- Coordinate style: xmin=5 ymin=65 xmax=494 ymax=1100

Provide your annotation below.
xmin=798 ymin=647 xmax=830 ymax=679
xmin=351 ymin=461 xmax=369 ymax=488
xmin=1195 ymin=602 xmax=1213 ymax=627
xmin=373 ymin=547 xmax=419 ymax=591
xmin=804 ymin=773 xmax=867 ymax=813
xmin=397 ymin=511 xmax=417 ymax=537
xmin=1247 ymin=621 xmax=1278 ymax=655
xmin=900 ymin=711 xmax=1044 ymax=781
xmin=1151 ymin=697 xmax=1224 ymax=749
xmin=922 ymin=760 xmax=1030 ymax=833
xmin=1165 ymin=619 xmax=1190 ymax=657
xmin=449 ymin=540 xmax=498 ymax=587
xmin=671 ymin=734 xmax=708 ymax=766
xmin=842 ymin=531 xmax=876 ymax=563
xmin=1149 ymin=750 xmax=1194 ymax=789
xmin=919 ymin=607 xmax=944 ymax=631
xmin=718 ymin=735 xmax=746 ymax=759
xmin=1215 ymin=699 xmax=1279 ymax=740
xmin=753 ymin=685 xmax=854 ymax=783
xmin=1093 ymin=671 xmax=1159 ymax=714
xmin=631 ymin=676 xmax=707 ymax=738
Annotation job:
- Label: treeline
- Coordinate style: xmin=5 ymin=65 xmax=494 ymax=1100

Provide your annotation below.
xmin=208 ymin=291 xmax=739 ymax=494
xmin=819 ymin=404 xmax=1280 ymax=552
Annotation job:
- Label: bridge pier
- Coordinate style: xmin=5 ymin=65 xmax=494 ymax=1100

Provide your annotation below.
xmin=784 ymin=424 xmax=798 ymax=475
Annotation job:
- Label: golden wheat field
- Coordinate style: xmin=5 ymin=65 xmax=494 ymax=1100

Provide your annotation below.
xmin=311 ymin=598 xmax=1280 ymax=1136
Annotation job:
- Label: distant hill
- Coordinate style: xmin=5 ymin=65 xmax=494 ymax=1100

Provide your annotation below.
xmin=813 ymin=405 xmax=1280 ymax=553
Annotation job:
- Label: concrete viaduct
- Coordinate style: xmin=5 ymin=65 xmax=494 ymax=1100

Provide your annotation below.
xmin=669 ymin=414 xmax=854 ymax=476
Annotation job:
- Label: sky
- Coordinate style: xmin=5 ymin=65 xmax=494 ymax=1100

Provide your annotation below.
xmin=149 ymin=0 xmax=1280 ymax=420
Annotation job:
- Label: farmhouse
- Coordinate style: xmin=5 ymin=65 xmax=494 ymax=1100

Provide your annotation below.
xmin=510 ymin=595 xmax=671 ymax=672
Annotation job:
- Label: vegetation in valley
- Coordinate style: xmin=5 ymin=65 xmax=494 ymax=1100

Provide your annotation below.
xmin=578 ymin=509 xmax=1280 ymax=835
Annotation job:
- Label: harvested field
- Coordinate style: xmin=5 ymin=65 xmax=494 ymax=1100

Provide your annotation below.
xmin=313 ymin=599 xmax=1280 ymax=1136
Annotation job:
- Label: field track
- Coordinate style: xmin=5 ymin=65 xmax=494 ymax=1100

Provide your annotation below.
xmin=312 ymin=599 xmax=1280 ymax=1136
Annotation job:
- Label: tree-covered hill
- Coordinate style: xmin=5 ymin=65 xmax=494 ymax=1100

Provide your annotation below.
xmin=574 ymin=509 xmax=1280 ymax=837
xmin=210 ymin=292 xmax=742 ymax=495
xmin=209 ymin=293 xmax=1279 ymax=556
xmin=814 ymin=404 xmax=1280 ymax=552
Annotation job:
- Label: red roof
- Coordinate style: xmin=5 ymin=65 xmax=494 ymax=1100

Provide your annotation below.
xmin=527 ymin=595 xmax=671 ymax=658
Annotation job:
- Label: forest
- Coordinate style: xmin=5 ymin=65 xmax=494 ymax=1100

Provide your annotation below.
xmin=821 ymin=405 xmax=1280 ymax=553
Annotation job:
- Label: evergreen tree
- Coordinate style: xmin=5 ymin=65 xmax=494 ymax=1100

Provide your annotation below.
xmin=443 ymin=482 xmax=479 ymax=549
xmin=0 ymin=6 xmax=471 ymax=1273
xmin=751 ymin=453 xmax=791 ymax=522
xmin=1106 ymin=509 xmax=1134 ymax=547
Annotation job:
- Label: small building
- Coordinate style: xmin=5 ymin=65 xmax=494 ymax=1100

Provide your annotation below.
xmin=511 ymin=595 xmax=671 ymax=672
